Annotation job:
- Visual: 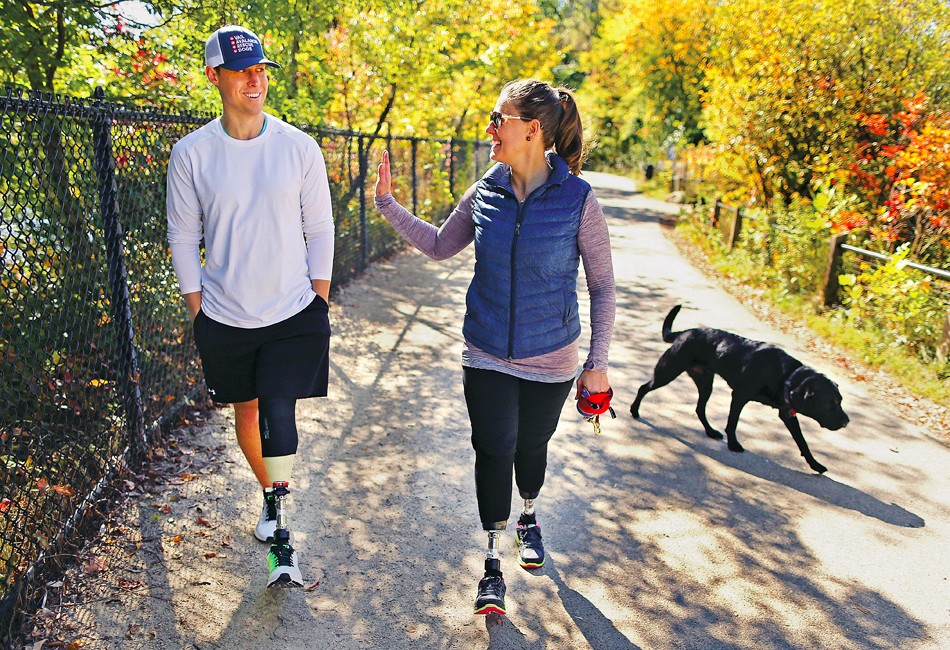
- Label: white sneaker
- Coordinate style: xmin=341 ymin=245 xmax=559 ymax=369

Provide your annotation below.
xmin=266 ymin=539 xmax=303 ymax=588
xmin=254 ymin=491 xmax=277 ymax=542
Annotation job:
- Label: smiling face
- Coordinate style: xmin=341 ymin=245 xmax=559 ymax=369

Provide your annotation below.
xmin=486 ymin=101 xmax=532 ymax=166
xmin=206 ymin=64 xmax=269 ymax=121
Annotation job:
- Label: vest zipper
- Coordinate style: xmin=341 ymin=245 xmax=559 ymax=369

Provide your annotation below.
xmin=508 ymin=200 xmax=528 ymax=358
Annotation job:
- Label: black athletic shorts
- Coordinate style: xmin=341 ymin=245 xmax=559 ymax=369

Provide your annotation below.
xmin=192 ymin=295 xmax=331 ymax=404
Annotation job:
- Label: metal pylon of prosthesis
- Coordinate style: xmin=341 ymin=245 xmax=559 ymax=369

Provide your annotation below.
xmin=272 ymin=481 xmax=290 ymax=540
xmin=487 ymin=530 xmax=502 ymax=560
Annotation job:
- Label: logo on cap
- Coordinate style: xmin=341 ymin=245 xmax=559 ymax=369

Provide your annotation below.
xmin=205 ymin=25 xmax=280 ymax=71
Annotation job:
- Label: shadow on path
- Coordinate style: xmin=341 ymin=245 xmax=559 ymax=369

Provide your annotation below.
xmin=636 ymin=417 xmax=926 ymax=528
xmin=547 ymin=558 xmax=643 ymax=650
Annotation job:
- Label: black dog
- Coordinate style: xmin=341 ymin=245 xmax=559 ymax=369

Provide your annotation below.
xmin=630 ymin=305 xmax=849 ymax=473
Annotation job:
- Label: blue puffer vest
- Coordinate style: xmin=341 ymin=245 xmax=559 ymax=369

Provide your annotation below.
xmin=463 ymin=152 xmax=591 ymax=359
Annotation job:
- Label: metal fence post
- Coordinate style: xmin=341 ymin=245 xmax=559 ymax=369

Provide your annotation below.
xmin=91 ymin=87 xmax=146 ymax=457
xmin=822 ymin=232 xmax=849 ymax=307
xmin=411 ymin=138 xmax=418 ymax=216
xmin=448 ymin=139 xmax=456 ymax=199
xmin=358 ymin=135 xmax=368 ymax=270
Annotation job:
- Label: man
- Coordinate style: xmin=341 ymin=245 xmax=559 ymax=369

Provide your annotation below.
xmin=166 ymin=25 xmax=334 ymax=588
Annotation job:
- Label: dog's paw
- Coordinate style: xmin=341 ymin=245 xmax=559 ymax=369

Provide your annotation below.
xmin=704 ymin=430 xmax=724 ymax=440
xmin=727 ymin=440 xmax=744 ymax=453
xmin=808 ymin=460 xmax=828 ymax=474
xmin=629 ymin=404 xmax=640 ymax=419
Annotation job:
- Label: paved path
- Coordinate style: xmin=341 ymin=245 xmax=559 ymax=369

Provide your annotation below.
xmin=61 ymin=172 xmax=949 ymax=649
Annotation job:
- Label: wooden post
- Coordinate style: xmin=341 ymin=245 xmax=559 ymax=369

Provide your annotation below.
xmin=937 ymin=309 xmax=950 ymax=365
xmin=822 ymin=232 xmax=849 ymax=306
xmin=711 ymin=198 xmax=721 ymax=229
xmin=728 ymin=207 xmax=743 ymax=249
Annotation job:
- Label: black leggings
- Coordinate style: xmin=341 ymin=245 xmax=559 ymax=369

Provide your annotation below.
xmin=462 ymin=367 xmax=574 ymax=530
xmin=259 ymin=396 xmax=298 ymax=458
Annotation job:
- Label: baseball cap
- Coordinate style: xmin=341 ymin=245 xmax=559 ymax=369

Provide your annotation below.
xmin=205 ymin=25 xmax=280 ymax=71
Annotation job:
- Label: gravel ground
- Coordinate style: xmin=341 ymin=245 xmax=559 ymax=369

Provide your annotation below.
xmin=24 ymin=172 xmax=950 ymax=650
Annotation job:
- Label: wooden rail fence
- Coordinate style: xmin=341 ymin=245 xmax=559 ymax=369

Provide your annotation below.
xmin=711 ymin=199 xmax=950 ymax=363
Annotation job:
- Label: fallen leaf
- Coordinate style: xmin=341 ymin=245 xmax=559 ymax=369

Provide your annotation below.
xmin=82 ymin=557 xmax=108 ymax=575
xmin=166 ymin=535 xmax=183 ymax=546
xmin=196 ymin=517 xmax=212 ymax=527
xmin=180 ymin=472 xmax=199 ymax=481
xmin=117 ymin=578 xmax=142 ymax=590
xmin=50 ymin=484 xmax=75 ymax=497
xmin=305 ymin=581 xmax=321 ymax=592
xmin=152 ymin=503 xmax=171 ymax=515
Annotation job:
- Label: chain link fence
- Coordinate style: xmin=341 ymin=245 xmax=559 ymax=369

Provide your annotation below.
xmin=0 ymin=85 xmax=491 ymax=640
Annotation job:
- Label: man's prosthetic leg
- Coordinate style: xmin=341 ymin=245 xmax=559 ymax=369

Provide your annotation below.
xmin=260 ymin=398 xmax=304 ymax=588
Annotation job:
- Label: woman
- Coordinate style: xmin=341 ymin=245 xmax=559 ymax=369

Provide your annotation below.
xmin=374 ymin=78 xmax=615 ymax=616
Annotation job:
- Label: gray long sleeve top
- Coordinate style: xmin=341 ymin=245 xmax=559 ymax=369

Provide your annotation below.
xmin=375 ymin=182 xmax=615 ymax=382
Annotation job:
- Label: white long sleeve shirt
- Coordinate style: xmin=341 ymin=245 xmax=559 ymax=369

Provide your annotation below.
xmin=167 ymin=114 xmax=334 ymax=328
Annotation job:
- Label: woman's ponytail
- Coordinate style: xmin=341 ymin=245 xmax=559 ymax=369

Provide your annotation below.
xmin=500 ymin=79 xmax=587 ymax=175
xmin=553 ymin=89 xmax=584 ymax=175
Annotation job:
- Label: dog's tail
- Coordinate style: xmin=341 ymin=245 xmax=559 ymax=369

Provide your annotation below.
xmin=662 ymin=305 xmax=682 ymax=343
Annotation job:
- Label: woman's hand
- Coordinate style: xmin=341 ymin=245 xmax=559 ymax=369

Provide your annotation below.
xmin=576 ymin=369 xmax=610 ymax=400
xmin=375 ymin=150 xmax=392 ymax=197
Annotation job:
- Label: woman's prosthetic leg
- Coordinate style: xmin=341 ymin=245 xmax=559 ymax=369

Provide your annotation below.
xmin=474 ymin=528 xmax=507 ymax=616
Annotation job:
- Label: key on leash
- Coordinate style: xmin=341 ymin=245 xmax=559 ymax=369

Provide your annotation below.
xmin=577 ymin=387 xmax=617 ymax=435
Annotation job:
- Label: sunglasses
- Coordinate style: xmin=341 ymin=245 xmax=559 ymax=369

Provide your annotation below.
xmin=489 ymin=111 xmax=533 ymax=130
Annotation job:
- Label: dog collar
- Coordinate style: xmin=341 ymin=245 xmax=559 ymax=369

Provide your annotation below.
xmin=782 ymin=366 xmax=809 ymax=416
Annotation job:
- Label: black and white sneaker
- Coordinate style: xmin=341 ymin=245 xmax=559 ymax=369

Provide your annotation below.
xmin=516 ymin=513 xmax=544 ymax=569
xmin=266 ymin=531 xmax=303 ymax=588
xmin=474 ymin=558 xmax=506 ymax=616
xmin=255 ymin=490 xmax=277 ymax=542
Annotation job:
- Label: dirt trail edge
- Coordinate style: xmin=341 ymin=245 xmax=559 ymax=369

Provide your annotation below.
xmin=40 ymin=172 xmax=949 ymax=650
